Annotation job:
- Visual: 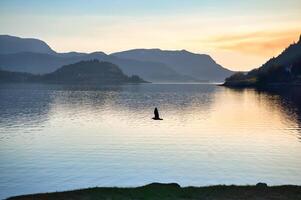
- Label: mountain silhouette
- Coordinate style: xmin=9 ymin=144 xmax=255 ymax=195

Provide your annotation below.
xmin=0 ymin=35 xmax=56 ymax=54
xmin=0 ymin=35 xmax=233 ymax=82
xmin=112 ymin=49 xmax=233 ymax=81
xmin=223 ymin=34 xmax=301 ymax=87
xmin=0 ymin=60 xmax=147 ymax=84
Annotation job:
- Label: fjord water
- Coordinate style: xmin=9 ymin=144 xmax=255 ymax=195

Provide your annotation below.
xmin=0 ymin=83 xmax=301 ymax=199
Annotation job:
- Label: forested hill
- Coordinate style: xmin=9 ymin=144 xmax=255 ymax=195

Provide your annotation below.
xmin=0 ymin=60 xmax=146 ymax=84
xmin=223 ymin=35 xmax=301 ymax=87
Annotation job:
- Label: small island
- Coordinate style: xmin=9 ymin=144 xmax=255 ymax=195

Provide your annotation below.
xmin=0 ymin=60 xmax=147 ymax=84
xmin=223 ymin=35 xmax=301 ymax=88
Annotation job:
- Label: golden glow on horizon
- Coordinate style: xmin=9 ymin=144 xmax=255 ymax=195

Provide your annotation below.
xmin=1 ymin=1 xmax=301 ymax=71
xmin=204 ymin=29 xmax=301 ymax=70
xmin=46 ymin=29 xmax=300 ymax=71
xmin=207 ymin=30 xmax=300 ymax=56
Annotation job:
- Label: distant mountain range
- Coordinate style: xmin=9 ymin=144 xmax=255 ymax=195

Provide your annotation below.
xmin=0 ymin=35 xmax=56 ymax=54
xmin=223 ymin=35 xmax=301 ymax=87
xmin=0 ymin=60 xmax=146 ymax=84
xmin=113 ymin=49 xmax=232 ymax=81
xmin=0 ymin=35 xmax=233 ymax=82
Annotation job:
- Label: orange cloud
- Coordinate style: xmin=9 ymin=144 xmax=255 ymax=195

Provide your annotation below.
xmin=206 ymin=30 xmax=301 ymax=57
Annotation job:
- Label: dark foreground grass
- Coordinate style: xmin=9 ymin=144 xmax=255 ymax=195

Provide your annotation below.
xmin=7 ymin=183 xmax=301 ymax=200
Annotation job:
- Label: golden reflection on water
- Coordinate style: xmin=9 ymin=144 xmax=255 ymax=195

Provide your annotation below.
xmin=39 ymin=84 xmax=301 ymax=149
xmin=0 ymin=84 xmax=301 ymax=199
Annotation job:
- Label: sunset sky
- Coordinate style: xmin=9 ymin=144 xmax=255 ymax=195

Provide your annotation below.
xmin=0 ymin=0 xmax=300 ymax=71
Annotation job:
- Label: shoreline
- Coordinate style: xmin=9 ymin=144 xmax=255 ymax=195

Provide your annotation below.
xmin=7 ymin=183 xmax=301 ymax=200
xmin=221 ymin=81 xmax=301 ymax=88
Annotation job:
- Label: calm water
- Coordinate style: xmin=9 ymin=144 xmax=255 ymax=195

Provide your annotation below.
xmin=0 ymin=83 xmax=301 ymax=199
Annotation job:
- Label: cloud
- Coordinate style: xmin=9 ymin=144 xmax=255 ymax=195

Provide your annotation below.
xmin=206 ymin=29 xmax=301 ymax=57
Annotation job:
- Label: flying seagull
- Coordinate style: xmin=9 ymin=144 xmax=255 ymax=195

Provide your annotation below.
xmin=152 ymin=107 xmax=163 ymax=120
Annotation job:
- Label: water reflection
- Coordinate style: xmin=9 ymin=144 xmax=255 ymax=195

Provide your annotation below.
xmin=0 ymin=84 xmax=53 ymax=137
xmin=220 ymin=87 xmax=301 ymax=141
xmin=256 ymin=86 xmax=301 ymax=140
xmin=0 ymin=83 xmax=301 ymax=199
xmin=44 ymin=84 xmax=218 ymax=131
xmin=0 ymin=83 xmax=300 ymax=142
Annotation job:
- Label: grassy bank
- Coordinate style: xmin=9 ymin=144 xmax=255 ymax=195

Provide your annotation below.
xmin=7 ymin=183 xmax=301 ymax=200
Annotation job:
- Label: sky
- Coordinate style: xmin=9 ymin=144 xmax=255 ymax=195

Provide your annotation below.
xmin=0 ymin=0 xmax=300 ymax=71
